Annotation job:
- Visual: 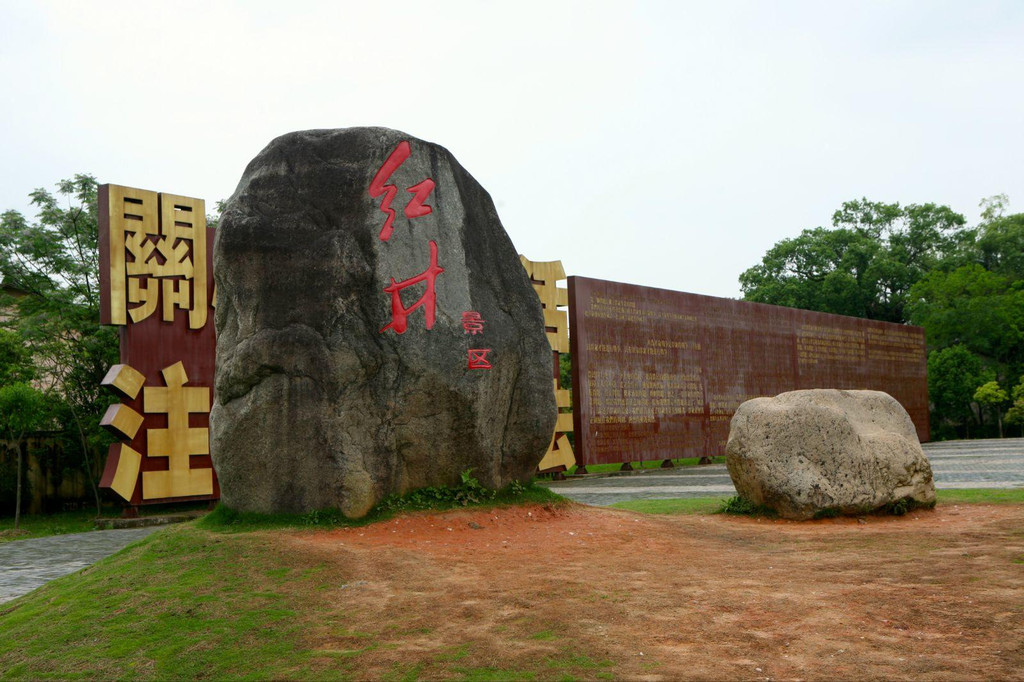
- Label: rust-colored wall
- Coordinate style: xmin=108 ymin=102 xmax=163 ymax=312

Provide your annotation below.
xmin=568 ymin=277 xmax=929 ymax=467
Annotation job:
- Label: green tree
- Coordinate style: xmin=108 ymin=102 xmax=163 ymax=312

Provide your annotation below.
xmin=927 ymin=345 xmax=985 ymax=439
xmin=740 ymin=199 xmax=970 ymax=323
xmin=739 ymin=227 xmax=880 ymax=318
xmin=973 ymin=381 xmax=1010 ymax=438
xmin=906 ymin=199 xmax=1024 ymax=387
xmin=0 ymin=175 xmax=118 ymax=515
xmin=975 ymin=211 xmax=1024 ymax=281
xmin=906 ymin=265 xmax=1024 ymax=371
xmin=0 ymin=328 xmax=35 ymax=386
xmin=1005 ymin=377 xmax=1024 ymax=436
xmin=742 ymin=195 xmax=1024 ymax=439
xmin=0 ymin=382 xmax=48 ymax=527
xmin=559 ymin=353 xmax=572 ymax=391
xmin=979 ymin=194 xmax=1009 ymax=222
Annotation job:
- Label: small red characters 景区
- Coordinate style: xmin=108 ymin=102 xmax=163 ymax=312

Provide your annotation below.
xmin=461 ymin=311 xmax=485 ymax=335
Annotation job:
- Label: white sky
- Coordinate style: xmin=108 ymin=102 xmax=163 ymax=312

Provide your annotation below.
xmin=1 ymin=0 xmax=1022 ymax=299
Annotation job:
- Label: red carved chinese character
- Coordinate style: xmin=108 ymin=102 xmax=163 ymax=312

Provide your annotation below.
xmin=405 ymin=178 xmax=436 ymax=219
xmin=461 ymin=311 xmax=485 ymax=335
xmin=467 ymin=349 xmax=492 ymax=370
xmin=380 ymin=241 xmax=444 ymax=334
xmin=368 ymin=141 xmax=435 ymax=242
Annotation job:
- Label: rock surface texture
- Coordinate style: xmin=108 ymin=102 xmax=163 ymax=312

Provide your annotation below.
xmin=725 ymin=389 xmax=935 ymax=519
xmin=211 ymin=128 xmax=556 ymax=517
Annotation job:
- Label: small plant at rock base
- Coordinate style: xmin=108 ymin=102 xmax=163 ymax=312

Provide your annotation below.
xmin=720 ymin=496 xmax=778 ymax=517
xmin=869 ymin=497 xmax=934 ymax=517
xmin=454 ymin=468 xmax=496 ymax=506
xmin=302 ymin=509 xmax=345 ymax=526
xmin=813 ymin=507 xmax=841 ymax=520
xmin=890 ymin=498 xmax=909 ymax=516
xmin=721 ymin=496 xmax=756 ymax=515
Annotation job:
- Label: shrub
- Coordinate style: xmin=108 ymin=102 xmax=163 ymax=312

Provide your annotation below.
xmin=720 ymin=496 xmax=774 ymax=516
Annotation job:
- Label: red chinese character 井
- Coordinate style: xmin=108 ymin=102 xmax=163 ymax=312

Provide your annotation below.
xmin=380 ymin=241 xmax=444 ymax=334
xmin=369 ymin=141 xmax=436 ymax=242
xmin=467 ymin=349 xmax=492 ymax=370
xmin=461 ymin=311 xmax=485 ymax=335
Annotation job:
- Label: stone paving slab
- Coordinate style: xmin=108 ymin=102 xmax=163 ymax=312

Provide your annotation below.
xmin=0 ymin=527 xmax=159 ymax=604
xmin=544 ymin=438 xmax=1024 ymax=507
xmin=925 ymin=438 xmax=1019 ymax=454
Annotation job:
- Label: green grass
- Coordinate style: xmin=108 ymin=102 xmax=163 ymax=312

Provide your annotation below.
xmin=1 ymin=502 xmax=216 ymax=543
xmin=611 ymin=496 xmax=773 ymax=516
xmin=566 ymin=456 xmax=724 ymax=475
xmin=610 ymin=488 xmax=1024 ymax=517
xmin=0 ymin=509 xmax=100 ymax=543
xmin=453 ymin=667 xmax=537 ymax=681
xmin=935 ymin=488 xmax=1024 ymax=504
xmin=610 ymin=497 xmax=728 ymax=515
xmin=529 ymin=628 xmax=559 ymax=641
xmin=0 ymin=525 xmax=320 ymax=680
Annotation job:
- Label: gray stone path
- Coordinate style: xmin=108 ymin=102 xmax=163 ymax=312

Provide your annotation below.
xmin=543 ymin=437 xmax=1024 ymax=506
xmin=0 ymin=527 xmax=159 ymax=604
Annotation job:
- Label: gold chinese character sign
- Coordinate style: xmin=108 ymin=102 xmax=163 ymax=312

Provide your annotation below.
xmin=520 ymin=257 xmax=575 ymax=473
xmin=97 ymin=184 xmax=218 ymax=508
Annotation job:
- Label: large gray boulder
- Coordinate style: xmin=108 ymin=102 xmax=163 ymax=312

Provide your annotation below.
xmin=211 ymin=128 xmax=556 ymax=517
xmin=725 ymin=389 xmax=935 ymax=519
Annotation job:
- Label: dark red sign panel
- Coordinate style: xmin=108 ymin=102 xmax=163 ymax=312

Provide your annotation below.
xmin=568 ymin=276 xmax=929 ymax=467
xmin=97 ymin=184 xmax=218 ymax=507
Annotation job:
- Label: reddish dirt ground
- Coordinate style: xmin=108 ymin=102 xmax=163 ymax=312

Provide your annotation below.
xmin=281 ymin=502 xmax=1024 ymax=680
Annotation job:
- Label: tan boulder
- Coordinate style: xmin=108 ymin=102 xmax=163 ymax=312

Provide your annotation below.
xmin=725 ymin=389 xmax=935 ymax=519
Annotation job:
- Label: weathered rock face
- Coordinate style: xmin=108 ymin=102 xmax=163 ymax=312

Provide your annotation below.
xmin=725 ymin=389 xmax=935 ymax=519
xmin=210 ymin=128 xmax=556 ymax=517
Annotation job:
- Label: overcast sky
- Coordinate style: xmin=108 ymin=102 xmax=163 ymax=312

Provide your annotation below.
xmin=1 ymin=0 xmax=1021 ymax=299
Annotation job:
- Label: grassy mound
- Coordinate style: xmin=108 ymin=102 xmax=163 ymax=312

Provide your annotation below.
xmin=1 ymin=524 xmax=316 ymax=679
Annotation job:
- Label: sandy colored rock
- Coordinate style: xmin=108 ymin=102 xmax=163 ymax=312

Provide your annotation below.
xmin=725 ymin=389 xmax=935 ymax=519
xmin=210 ymin=127 xmax=556 ymax=517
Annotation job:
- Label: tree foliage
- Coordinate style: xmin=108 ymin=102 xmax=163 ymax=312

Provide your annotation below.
xmin=0 ymin=382 xmax=48 ymax=525
xmin=0 ymin=328 xmax=36 ymax=386
xmin=740 ymin=198 xmax=970 ymax=323
xmin=1005 ymin=377 xmax=1024 ymax=434
xmin=906 ymin=265 xmax=1024 ymax=370
xmin=974 ymin=380 xmax=1010 ymax=438
xmin=905 ymin=202 xmax=1024 ymax=387
xmin=928 ymin=345 xmax=986 ymax=438
xmin=974 ymin=380 xmax=1009 ymax=407
xmin=741 ymin=195 xmax=1024 ymax=440
xmin=0 ymin=174 xmax=118 ymax=514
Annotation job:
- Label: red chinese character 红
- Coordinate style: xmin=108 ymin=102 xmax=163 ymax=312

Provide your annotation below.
xmin=461 ymin=311 xmax=485 ymax=335
xmin=467 ymin=349 xmax=492 ymax=370
xmin=369 ymin=141 xmax=436 ymax=242
xmin=380 ymin=241 xmax=444 ymax=334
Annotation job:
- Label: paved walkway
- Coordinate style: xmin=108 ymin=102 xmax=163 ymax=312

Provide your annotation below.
xmin=0 ymin=527 xmax=159 ymax=604
xmin=543 ymin=438 xmax=1024 ymax=507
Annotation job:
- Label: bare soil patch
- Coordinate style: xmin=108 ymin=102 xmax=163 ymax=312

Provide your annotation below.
xmin=280 ymin=503 xmax=1024 ymax=681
